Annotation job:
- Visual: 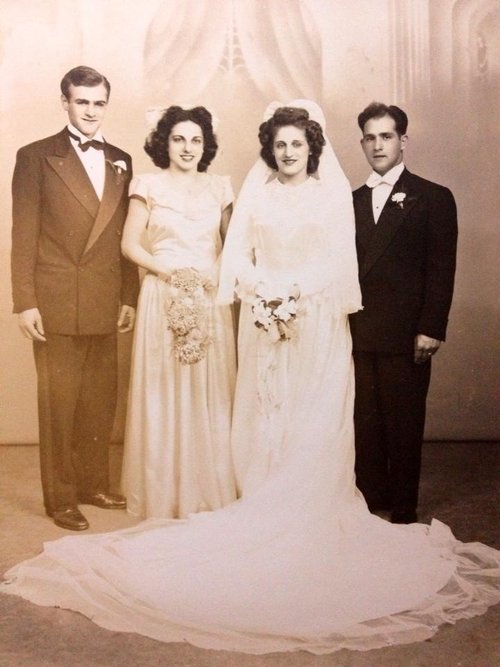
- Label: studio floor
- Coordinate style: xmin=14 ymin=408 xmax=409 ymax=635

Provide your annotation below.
xmin=0 ymin=442 xmax=498 ymax=667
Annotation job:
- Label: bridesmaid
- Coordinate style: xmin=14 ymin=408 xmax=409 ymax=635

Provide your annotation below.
xmin=120 ymin=106 xmax=237 ymax=518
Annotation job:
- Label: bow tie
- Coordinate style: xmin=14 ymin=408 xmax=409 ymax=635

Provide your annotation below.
xmin=68 ymin=130 xmax=105 ymax=152
xmin=366 ymin=173 xmax=395 ymax=188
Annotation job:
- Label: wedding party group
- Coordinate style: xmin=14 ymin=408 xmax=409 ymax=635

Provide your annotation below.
xmin=3 ymin=65 xmax=499 ymax=655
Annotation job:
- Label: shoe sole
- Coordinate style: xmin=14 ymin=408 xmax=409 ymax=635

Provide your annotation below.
xmin=46 ymin=509 xmax=89 ymax=530
xmin=78 ymin=500 xmax=126 ymax=510
xmin=53 ymin=519 xmax=89 ymax=531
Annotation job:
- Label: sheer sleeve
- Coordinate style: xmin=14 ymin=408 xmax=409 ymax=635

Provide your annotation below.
xmin=217 ymin=160 xmax=272 ymax=304
xmin=217 ymin=181 xmax=262 ymax=304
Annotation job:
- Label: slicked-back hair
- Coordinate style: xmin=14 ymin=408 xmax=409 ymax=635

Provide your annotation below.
xmin=357 ymin=102 xmax=408 ymax=136
xmin=60 ymin=66 xmax=111 ymax=100
xmin=144 ymin=106 xmax=218 ymax=172
xmin=259 ymin=107 xmax=325 ymax=174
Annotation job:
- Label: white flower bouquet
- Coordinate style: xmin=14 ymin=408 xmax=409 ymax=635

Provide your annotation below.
xmin=163 ymin=268 xmax=211 ymax=365
xmin=252 ymin=287 xmax=299 ymax=343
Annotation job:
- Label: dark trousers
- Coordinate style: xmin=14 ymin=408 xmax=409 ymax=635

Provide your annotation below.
xmin=353 ymin=351 xmax=431 ymax=514
xmin=33 ymin=333 xmax=118 ymax=512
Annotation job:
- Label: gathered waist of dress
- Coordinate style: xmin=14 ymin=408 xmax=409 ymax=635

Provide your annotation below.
xmin=152 ymin=249 xmax=217 ymax=273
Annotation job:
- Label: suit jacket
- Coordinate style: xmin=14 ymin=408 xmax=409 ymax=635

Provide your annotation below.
xmin=349 ymin=168 xmax=458 ymax=353
xmin=11 ymin=129 xmax=139 ymax=335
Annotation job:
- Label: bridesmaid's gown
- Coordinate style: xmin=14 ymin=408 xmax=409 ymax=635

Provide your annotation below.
xmin=121 ymin=171 xmax=237 ymax=519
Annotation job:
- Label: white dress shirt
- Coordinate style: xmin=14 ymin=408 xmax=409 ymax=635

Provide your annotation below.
xmin=67 ymin=124 xmax=106 ymax=200
xmin=366 ymin=162 xmax=405 ymax=223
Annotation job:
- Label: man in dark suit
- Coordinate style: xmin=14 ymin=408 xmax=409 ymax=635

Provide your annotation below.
xmin=11 ymin=66 xmax=139 ymax=530
xmin=350 ymin=102 xmax=457 ymax=524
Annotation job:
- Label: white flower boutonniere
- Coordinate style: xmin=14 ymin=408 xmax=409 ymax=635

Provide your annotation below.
xmin=391 ymin=192 xmax=407 ymax=208
xmin=111 ymin=160 xmax=127 ymax=174
xmin=106 ymin=159 xmax=128 ymax=184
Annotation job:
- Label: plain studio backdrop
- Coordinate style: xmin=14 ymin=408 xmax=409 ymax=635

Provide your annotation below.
xmin=0 ymin=0 xmax=498 ymax=445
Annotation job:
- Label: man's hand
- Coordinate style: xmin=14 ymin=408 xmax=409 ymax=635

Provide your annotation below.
xmin=414 ymin=334 xmax=441 ymax=364
xmin=117 ymin=305 xmax=136 ymax=333
xmin=18 ymin=308 xmax=46 ymax=342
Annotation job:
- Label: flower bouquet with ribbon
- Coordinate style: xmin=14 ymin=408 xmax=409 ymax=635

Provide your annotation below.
xmin=163 ymin=268 xmax=211 ymax=365
xmin=251 ymin=284 xmax=300 ymax=343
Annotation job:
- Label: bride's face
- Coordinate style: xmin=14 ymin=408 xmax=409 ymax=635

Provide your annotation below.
xmin=167 ymin=121 xmax=204 ymax=173
xmin=272 ymin=125 xmax=310 ymax=185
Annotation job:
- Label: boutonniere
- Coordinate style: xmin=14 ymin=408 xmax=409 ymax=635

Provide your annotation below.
xmin=107 ymin=159 xmax=127 ymax=175
xmin=391 ymin=192 xmax=406 ymax=208
xmin=106 ymin=159 xmax=127 ymax=185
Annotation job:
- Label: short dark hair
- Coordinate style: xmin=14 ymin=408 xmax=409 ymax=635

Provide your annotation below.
xmin=357 ymin=102 xmax=408 ymax=136
xmin=144 ymin=106 xmax=218 ymax=172
xmin=258 ymin=107 xmax=325 ymax=174
xmin=60 ymin=66 xmax=111 ymax=100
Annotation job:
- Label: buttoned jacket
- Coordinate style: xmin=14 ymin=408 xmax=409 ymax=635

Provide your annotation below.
xmin=349 ymin=168 xmax=458 ymax=353
xmin=11 ymin=129 xmax=139 ymax=335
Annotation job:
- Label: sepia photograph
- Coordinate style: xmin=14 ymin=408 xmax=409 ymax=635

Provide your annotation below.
xmin=0 ymin=1 xmax=499 ymax=665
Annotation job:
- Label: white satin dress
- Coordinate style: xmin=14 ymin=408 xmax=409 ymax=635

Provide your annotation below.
xmin=120 ymin=171 xmax=237 ymax=519
xmin=2 ymin=178 xmax=499 ymax=655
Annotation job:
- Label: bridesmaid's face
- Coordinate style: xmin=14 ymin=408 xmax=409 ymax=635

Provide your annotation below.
xmin=168 ymin=121 xmax=204 ymax=172
xmin=272 ymin=125 xmax=310 ymax=185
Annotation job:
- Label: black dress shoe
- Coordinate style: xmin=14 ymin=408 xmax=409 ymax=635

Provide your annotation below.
xmin=78 ymin=492 xmax=126 ymax=510
xmin=47 ymin=507 xmax=89 ymax=531
xmin=391 ymin=509 xmax=418 ymax=524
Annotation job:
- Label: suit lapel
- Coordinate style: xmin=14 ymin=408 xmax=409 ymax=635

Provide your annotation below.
xmin=46 ymin=132 xmax=100 ymax=217
xmin=46 ymin=131 xmax=127 ymax=255
xmin=354 ymin=186 xmax=376 ymax=255
xmin=359 ymin=169 xmax=420 ymax=279
xmin=83 ymin=151 xmax=127 ymax=254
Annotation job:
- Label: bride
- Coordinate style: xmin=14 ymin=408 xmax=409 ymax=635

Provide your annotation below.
xmin=2 ymin=101 xmax=499 ymax=655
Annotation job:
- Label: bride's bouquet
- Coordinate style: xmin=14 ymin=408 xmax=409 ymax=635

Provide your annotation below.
xmin=251 ymin=285 xmax=299 ymax=343
xmin=163 ymin=268 xmax=212 ymax=365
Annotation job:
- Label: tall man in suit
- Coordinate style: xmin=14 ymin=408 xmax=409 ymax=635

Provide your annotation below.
xmin=350 ymin=102 xmax=457 ymax=524
xmin=11 ymin=66 xmax=139 ymax=530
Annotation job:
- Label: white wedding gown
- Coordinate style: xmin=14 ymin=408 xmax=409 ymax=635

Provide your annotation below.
xmin=2 ymin=178 xmax=499 ymax=655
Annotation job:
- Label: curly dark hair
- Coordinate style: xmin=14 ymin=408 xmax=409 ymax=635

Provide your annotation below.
xmin=258 ymin=107 xmax=325 ymax=174
xmin=357 ymin=102 xmax=408 ymax=136
xmin=144 ymin=106 xmax=218 ymax=171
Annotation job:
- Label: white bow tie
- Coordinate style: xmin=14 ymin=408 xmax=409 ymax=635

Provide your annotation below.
xmin=366 ymin=173 xmax=397 ymax=188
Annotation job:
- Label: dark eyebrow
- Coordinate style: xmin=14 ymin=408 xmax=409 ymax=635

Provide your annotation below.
xmin=74 ymin=98 xmax=107 ymax=104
